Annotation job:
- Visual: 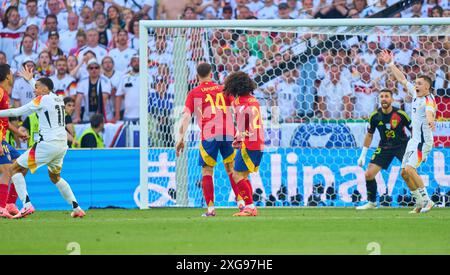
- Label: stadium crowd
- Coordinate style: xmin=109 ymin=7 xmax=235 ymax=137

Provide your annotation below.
xmin=0 ymin=0 xmax=449 ymax=148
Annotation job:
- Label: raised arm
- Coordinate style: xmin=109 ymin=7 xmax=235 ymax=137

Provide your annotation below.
xmin=425 ymin=99 xmax=436 ymax=132
xmin=380 ymin=50 xmax=408 ymax=87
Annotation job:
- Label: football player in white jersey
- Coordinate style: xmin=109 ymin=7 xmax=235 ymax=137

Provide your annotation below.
xmin=0 ymin=67 xmax=85 ymax=219
xmin=381 ymin=50 xmax=436 ymax=214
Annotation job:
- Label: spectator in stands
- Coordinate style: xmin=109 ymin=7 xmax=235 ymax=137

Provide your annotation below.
xmin=93 ymin=0 xmax=106 ymax=15
xmin=317 ymin=65 xmax=353 ymax=119
xmin=278 ymin=2 xmax=295 ymax=19
xmin=12 ymin=34 xmax=38 ymax=73
xmin=50 ymin=57 xmax=76 ymax=97
xmin=298 ymin=52 xmax=317 ymax=118
xmin=122 ymin=8 xmax=135 ymax=31
xmin=67 ymin=55 xmax=78 ymax=78
xmin=80 ymin=6 xmax=96 ymax=30
xmin=78 ymin=29 xmax=108 ymax=65
xmin=276 ymin=70 xmax=302 ymax=123
xmin=182 ymin=6 xmax=198 ymax=20
xmin=107 ymin=5 xmax=125 ymax=29
xmin=47 ymin=0 xmax=68 ymax=31
xmin=195 ymin=0 xmax=223 ymax=19
xmin=95 ymin=13 xmax=112 ymax=48
xmin=222 ymin=5 xmax=234 ymax=19
xmin=24 ymin=0 xmax=43 ymax=27
xmin=298 ymin=0 xmax=315 ymax=19
xmin=148 ymin=36 xmax=173 ymax=78
xmin=75 ymin=58 xmax=111 ymax=123
xmin=69 ymin=30 xmax=87 ymax=56
xmin=256 ymin=0 xmax=279 ymax=19
xmin=0 ymin=52 xmax=7 ymax=64
xmin=102 ymin=56 xmax=122 ymax=122
xmin=192 ymin=0 xmax=208 ymax=18
xmin=116 ymin=0 xmax=152 ymax=15
xmin=115 ymin=55 xmax=140 ymax=123
xmin=149 ymin=77 xmax=174 ymax=147
xmin=237 ymin=5 xmax=252 ymax=19
xmin=237 ymin=48 xmax=258 ymax=74
xmin=315 ymin=0 xmax=349 ymax=19
xmin=431 ymin=5 xmax=444 ymax=17
xmin=71 ymin=50 xmax=96 ymax=80
xmin=41 ymin=14 xmax=58 ymax=42
xmin=347 ymin=8 xmax=360 ymax=18
xmin=361 ymin=35 xmax=379 ymax=66
xmin=352 ymin=0 xmax=368 ymax=17
xmin=393 ymin=36 xmax=413 ymax=66
xmin=361 ymin=0 xmax=388 ymax=17
xmin=47 ymin=31 xmax=64 ymax=64
xmin=248 ymin=0 xmax=264 ymax=16
xmin=286 ymin=0 xmax=301 ymax=18
xmin=402 ymin=0 xmax=427 ymax=17
xmin=35 ymin=50 xmax=53 ymax=77
xmin=157 ymin=0 xmax=188 ymax=20
xmin=109 ymin=29 xmax=136 ymax=74
xmin=353 ymin=62 xmax=377 ymax=119
xmin=24 ymin=23 xmax=46 ymax=54
xmin=0 ymin=6 xmax=26 ymax=64
xmin=60 ymin=12 xmax=80 ymax=54
xmin=128 ymin=17 xmax=140 ymax=51
xmin=78 ymin=114 xmax=105 ymax=148
xmin=444 ymin=8 xmax=450 ymax=17
xmin=64 ymin=96 xmax=78 ymax=148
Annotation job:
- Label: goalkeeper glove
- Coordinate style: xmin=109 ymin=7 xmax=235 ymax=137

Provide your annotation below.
xmin=357 ymin=147 xmax=368 ymax=167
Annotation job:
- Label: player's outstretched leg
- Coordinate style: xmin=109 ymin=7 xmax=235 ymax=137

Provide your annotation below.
xmin=49 ymin=171 xmax=85 ymax=218
xmin=357 ymin=164 xmax=380 ymax=210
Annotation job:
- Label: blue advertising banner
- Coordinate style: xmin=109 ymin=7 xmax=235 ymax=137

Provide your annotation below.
xmin=147 ymin=148 xmax=450 ymax=208
xmin=20 ymin=148 xmax=450 ymax=210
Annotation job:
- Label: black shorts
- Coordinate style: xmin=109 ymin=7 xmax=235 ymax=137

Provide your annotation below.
xmin=370 ymin=145 xmax=407 ymax=170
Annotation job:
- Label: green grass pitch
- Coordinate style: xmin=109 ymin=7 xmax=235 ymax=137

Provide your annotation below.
xmin=1 ymin=208 xmax=449 ymax=255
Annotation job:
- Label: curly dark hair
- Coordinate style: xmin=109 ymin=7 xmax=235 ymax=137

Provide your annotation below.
xmin=223 ymin=71 xmax=256 ymax=97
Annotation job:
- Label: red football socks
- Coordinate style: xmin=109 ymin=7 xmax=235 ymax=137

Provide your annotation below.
xmin=228 ymin=173 xmax=242 ymax=201
xmin=237 ymin=179 xmax=254 ymax=205
xmin=0 ymin=184 xmax=8 ymax=208
xmin=6 ymin=183 xmax=18 ymax=204
xmin=202 ymin=175 xmax=214 ymax=207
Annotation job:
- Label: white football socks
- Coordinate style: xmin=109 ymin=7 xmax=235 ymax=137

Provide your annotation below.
xmin=418 ymin=187 xmax=430 ymax=203
xmin=55 ymin=178 xmax=78 ymax=209
xmin=11 ymin=173 xmax=31 ymax=208
xmin=411 ymin=189 xmax=423 ymax=207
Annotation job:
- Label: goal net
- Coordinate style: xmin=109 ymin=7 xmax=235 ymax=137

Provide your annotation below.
xmin=138 ymin=18 xmax=450 ymax=209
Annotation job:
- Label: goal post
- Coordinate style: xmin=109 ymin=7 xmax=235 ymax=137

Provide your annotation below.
xmin=139 ymin=18 xmax=450 ymax=209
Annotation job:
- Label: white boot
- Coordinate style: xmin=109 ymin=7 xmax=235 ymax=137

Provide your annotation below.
xmin=356 ymin=202 xmax=377 ymax=210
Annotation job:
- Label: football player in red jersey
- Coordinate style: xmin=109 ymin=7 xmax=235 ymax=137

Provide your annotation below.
xmin=176 ymin=63 xmax=245 ymax=217
xmin=223 ymin=71 xmax=264 ymax=217
xmin=0 ymin=64 xmax=28 ymax=218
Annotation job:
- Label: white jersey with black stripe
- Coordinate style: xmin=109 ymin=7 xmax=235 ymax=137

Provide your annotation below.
xmin=25 ymin=93 xmax=67 ymax=142
xmin=406 ymin=82 xmax=436 ymax=145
